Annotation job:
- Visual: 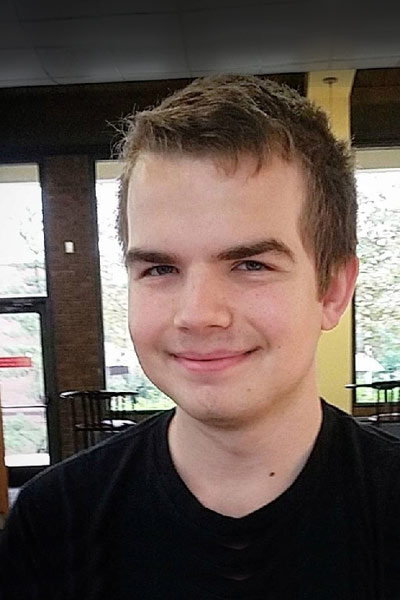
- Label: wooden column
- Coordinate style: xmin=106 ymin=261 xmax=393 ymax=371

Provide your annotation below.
xmin=41 ymin=156 xmax=104 ymax=458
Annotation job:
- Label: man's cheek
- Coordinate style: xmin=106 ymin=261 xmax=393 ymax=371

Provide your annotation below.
xmin=248 ymin=299 xmax=288 ymax=338
xmin=129 ymin=318 xmax=152 ymax=347
xmin=129 ymin=301 xmax=165 ymax=347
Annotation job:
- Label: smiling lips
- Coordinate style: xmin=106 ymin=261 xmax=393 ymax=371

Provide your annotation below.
xmin=172 ymin=350 xmax=256 ymax=372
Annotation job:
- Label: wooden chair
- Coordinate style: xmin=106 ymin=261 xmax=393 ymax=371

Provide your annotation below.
xmin=59 ymin=390 xmax=161 ymax=453
xmin=347 ymin=380 xmax=400 ymax=438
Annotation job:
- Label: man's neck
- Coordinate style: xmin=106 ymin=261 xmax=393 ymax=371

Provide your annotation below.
xmin=167 ymin=394 xmax=323 ymax=518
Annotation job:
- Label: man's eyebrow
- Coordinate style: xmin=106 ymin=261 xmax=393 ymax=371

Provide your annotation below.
xmin=126 ymin=249 xmax=180 ymax=267
xmin=215 ymin=240 xmax=295 ymax=262
xmin=126 ymin=239 xmax=295 ymax=267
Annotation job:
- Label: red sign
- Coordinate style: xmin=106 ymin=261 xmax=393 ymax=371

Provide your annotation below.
xmin=0 ymin=357 xmax=32 ymax=368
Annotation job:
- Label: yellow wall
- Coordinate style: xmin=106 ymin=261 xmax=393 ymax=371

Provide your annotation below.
xmin=307 ymin=70 xmax=355 ymax=413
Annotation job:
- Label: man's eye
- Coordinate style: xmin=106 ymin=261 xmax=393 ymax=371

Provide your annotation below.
xmin=235 ymin=260 xmax=269 ymax=271
xmin=143 ymin=265 xmax=176 ymax=277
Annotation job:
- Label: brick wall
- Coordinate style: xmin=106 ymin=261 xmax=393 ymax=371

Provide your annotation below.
xmin=41 ymin=156 xmax=104 ymax=458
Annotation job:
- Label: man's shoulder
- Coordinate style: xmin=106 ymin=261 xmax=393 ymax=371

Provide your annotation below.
xmin=323 ymin=400 xmax=400 ymax=478
xmin=18 ymin=409 xmax=173 ymax=504
xmin=325 ymin=399 xmax=400 ymax=444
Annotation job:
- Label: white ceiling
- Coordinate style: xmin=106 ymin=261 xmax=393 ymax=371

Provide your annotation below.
xmin=0 ymin=0 xmax=399 ymax=88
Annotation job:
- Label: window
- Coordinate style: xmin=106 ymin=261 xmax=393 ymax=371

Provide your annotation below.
xmin=0 ymin=164 xmax=49 ymax=466
xmin=0 ymin=311 xmax=49 ymax=467
xmin=354 ymin=149 xmax=400 ymax=402
xmin=0 ymin=164 xmax=46 ymax=298
xmin=96 ymin=161 xmax=174 ymax=410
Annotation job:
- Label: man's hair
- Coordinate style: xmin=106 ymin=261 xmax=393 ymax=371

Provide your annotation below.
xmin=117 ymin=74 xmax=357 ymax=296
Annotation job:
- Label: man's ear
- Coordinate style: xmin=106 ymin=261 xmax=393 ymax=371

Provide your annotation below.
xmin=321 ymin=256 xmax=359 ymax=331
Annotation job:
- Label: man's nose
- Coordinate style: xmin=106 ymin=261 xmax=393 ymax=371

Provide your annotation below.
xmin=173 ymin=270 xmax=233 ymax=331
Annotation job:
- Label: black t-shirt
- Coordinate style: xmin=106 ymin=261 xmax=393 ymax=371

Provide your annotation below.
xmin=1 ymin=400 xmax=400 ymax=599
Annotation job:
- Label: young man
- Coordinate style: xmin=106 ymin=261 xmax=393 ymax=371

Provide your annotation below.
xmin=1 ymin=75 xmax=399 ymax=599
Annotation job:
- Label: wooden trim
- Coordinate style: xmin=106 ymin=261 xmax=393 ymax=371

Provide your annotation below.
xmin=0 ymin=74 xmax=305 ymax=163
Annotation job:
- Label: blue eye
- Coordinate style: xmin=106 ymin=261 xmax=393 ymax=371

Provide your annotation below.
xmin=144 ymin=265 xmax=176 ymax=277
xmin=235 ymin=261 xmax=268 ymax=271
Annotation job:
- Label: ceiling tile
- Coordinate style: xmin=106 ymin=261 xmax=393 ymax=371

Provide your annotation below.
xmin=0 ymin=0 xmax=19 ymax=21
xmin=337 ymin=3 xmax=400 ymax=36
xmin=0 ymin=20 xmax=30 ymax=47
xmin=0 ymin=0 xmax=398 ymax=88
xmin=100 ymin=13 xmax=183 ymax=46
xmin=112 ymin=48 xmax=187 ymax=76
xmin=53 ymin=74 xmax=124 ymax=84
xmin=184 ymin=3 xmax=309 ymax=38
xmin=330 ymin=56 xmax=400 ymax=70
xmin=106 ymin=15 xmax=187 ymax=74
xmin=0 ymin=78 xmax=55 ymax=88
xmin=258 ymin=58 xmax=331 ymax=74
xmin=180 ymin=0 xmax=294 ymax=10
xmin=15 ymin=0 xmax=99 ymax=20
xmin=37 ymin=47 xmax=119 ymax=78
xmin=119 ymin=69 xmax=190 ymax=81
xmin=283 ymin=38 xmax=334 ymax=65
xmin=332 ymin=34 xmax=400 ymax=61
xmin=188 ymin=58 xmax=331 ymax=77
xmin=0 ymin=49 xmax=47 ymax=79
xmin=188 ymin=44 xmax=261 ymax=72
xmin=97 ymin=0 xmax=179 ymax=14
xmin=183 ymin=4 xmax=316 ymax=72
xmin=257 ymin=37 xmax=334 ymax=71
xmin=22 ymin=17 xmax=104 ymax=47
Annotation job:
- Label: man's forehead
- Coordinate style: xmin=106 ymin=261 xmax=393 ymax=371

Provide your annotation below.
xmin=127 ymin=150 xmax=306 ymax=188
xmin=128 ymin=150 xmax=307 ymax=218
xmin=127 ymin=154 xmax=307 ymax=244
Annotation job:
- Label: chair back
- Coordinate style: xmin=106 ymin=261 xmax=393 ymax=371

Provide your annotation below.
xmin=59 ymin=390 xmax=140 ymax=452
xmin=348 ymin=380 xmax=400 ymax=438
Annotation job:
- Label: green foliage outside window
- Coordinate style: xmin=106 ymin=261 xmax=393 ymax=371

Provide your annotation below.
xmin=355 ymin=168 xmax=400 ymax=402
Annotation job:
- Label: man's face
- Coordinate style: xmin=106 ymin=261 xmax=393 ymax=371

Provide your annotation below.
xmin=126 ymin=152 xmax=326 ymax=425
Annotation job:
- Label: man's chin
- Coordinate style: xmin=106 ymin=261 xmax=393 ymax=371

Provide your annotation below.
xmin=171 ymin=396 xmax=273 ymax=431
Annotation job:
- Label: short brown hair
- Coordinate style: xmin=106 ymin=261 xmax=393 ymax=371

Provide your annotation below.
xmin=117 ymin=74 xmax=357 ymax=296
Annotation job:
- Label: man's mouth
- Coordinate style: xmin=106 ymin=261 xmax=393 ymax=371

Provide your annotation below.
xmin=172 ymin=349 xmax=257 ymax=372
